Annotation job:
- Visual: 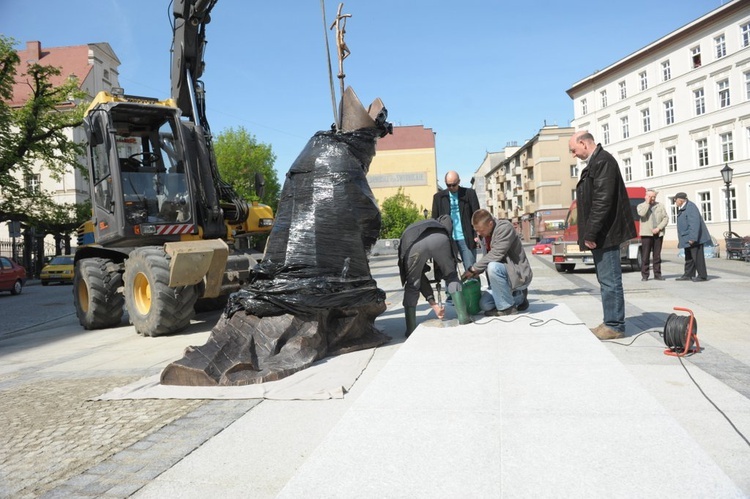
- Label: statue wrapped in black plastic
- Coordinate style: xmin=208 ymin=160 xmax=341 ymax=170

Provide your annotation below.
xmin=161 ymin=88 xmax=393 ymax=386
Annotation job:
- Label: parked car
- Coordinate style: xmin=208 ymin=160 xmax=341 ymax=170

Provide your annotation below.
xmin=0 ymin=256 xmax=27 ymax=295
xmin=40 ymin=255 xmax=75 ymax=285
xmin=677 ymin=236 xmax=720 ymax=259
xmin=532 ymin=237 xmax=562 ymax=255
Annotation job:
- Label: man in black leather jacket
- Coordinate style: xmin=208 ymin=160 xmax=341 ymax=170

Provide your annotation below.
xmin=569 ymin=131 xmax=635 ymax=340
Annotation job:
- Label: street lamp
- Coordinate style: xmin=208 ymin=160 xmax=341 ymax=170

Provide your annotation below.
xmin=423 ymin=209 xmax=429 ymax=219
xmin=721 ymin=163 xmax=734 ymax=235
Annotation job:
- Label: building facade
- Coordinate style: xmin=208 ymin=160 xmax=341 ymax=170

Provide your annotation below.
xmin=485 ymin=126 xmax=576 ymax=241
xmin=2 ymin=41 xmax=120 ymax=265
xmin=567 ymin=0 xmax=750 ymax=248
xmin=369 ymin=125 xmax=438 ymax=214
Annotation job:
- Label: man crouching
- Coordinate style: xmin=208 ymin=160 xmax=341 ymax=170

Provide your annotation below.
xmin=461 ymin=209 xmax=532 ymax=316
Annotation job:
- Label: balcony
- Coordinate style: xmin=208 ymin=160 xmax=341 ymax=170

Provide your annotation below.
xmin=523 ymin=158 xmax=534 ymax=169
xmin=523 ymin=180 xmax=535 ymax=191
xmin=496 ymin=191 xmax=506 ymax=201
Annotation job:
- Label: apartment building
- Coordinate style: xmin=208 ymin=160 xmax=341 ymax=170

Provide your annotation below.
xmin=485 ymin=126 xmax=575 ymax=241
xmin=471 ymin=151 xmax=505 ymax=211
xmin=567 ymin=0 xmax=750 ymax=247
xmin=3 ymin=41 xmax=121 ymax=250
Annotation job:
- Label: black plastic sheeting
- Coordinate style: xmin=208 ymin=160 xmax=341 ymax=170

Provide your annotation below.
xmin=161 ymin=123 xmax=392 ymax=386
xmin=228 ymin=127 xmax=385 ymax=318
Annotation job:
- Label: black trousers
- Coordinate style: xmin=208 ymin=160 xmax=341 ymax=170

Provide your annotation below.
xmin=684 ymin=244 xmax=707 ymax=279
xmin=640 ymin=236 xmax=663 ymax=278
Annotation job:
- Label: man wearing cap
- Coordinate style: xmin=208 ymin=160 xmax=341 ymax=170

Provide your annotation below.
xmin=568 ymin=131 xmax=635 ymax=340
xmin=674 ymin=192 xmax=711 ymax=282
xmin=636 ymin=190 xmax=669 ymax=281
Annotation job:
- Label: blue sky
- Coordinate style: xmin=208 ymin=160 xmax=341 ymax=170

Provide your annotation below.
xmin=2 ymin=0 xmax=726 ymax=188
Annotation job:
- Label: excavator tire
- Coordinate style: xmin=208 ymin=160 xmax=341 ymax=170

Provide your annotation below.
xmin=124 ymin=247 xmax=199 ymax=337
xmin=73 ymin=257 xmax=125 ymax=329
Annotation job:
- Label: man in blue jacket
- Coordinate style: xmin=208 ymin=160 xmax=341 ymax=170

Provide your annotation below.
xmin=569 ymin=131 xmax=635 ymax=340
xmin=674 ymin=192 xmax=712 ymax=282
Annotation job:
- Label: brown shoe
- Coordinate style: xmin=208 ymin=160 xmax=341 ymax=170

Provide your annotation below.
xmin=590 ymin=323 xmax=624 ymax=340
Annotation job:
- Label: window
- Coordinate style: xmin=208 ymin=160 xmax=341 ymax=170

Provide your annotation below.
xmin=602 ymin=123 xmax=610 ymax=145
xmin=691 ymin=46 xmax=702 ymax=68
xmin=581 ymin=98 xmax=588 ymax=115
xmin=623 ymin=158 xmax=632 ymax=182
xmin=715 ymin=34 xmax=726 ymax=59
xmin=697 ymin=138 xmax=709 ymax=167
xmin=619 ymin=81 xmax=627 ymax=99
xmin=669 ymin=197 xmax=678 ymax=224
xmin=570 ymin=164 xmax=578 ymax=177
xmin=666 ymin=146 xmax=677 ymax=173
xmin=641 ymin=108 xmax=651 ymax=132
xmin=664 ymin=100 xmax=674 ymax=125
xmin=571 ymin=189 xmax=576 ymax=201
xmin=698 ymin=191 xmax=712 ymax=222
xmin=600 ymin=90 xmax=607 ymax=108
xmin=661 ymin=60 xmax=671 ymax=81
xmin=718 ymin=79 xmax=731 ymax=108
xmin=644 ymin=152 xmax=653 ymax=178
xmin=103 ymin=69 xmax=110 ymax=81
xmin=24 ymin=174 xmax=41 ymax=193
xmin=745 ymin=72 xmax=750 ymax=100
xmin=721 ymin=132 xmax=734 ymax=161
xmin=621 ymin=116 xmax=629 ymax=139
xmin=742 ymin=22 xmax=750 ymax=48
xmin=722 ymin=186 xmax=737 ymax=222
xmin=639 ymin=71 xmax=648 ymax=91
xmin=694 ymin=88 xmax=705 ymax=115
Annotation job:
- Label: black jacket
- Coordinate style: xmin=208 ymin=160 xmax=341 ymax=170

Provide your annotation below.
xmin=397 ymin=218 xmax=458 ymax=285
xmin=575 ymin=144 xmax=636 ymax=251
xmin=431 ymin=186 xmax=480 ymax=249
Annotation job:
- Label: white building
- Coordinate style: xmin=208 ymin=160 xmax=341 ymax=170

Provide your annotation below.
xmin=3 ymin=41 xmax=120 ymax=258
xmin=567 ymin=0 xmax=750 ymax=248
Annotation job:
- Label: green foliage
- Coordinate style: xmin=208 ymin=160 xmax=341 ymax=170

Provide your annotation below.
xmin=214 ymin=126 xmax=280 ymax=211
xmin=380 ymin=188 xmax=422 ymax=239
xmin=0 ymin=35 xmax=88 ymax=234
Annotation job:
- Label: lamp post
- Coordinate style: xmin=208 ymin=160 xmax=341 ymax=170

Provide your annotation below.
xmin=423 ymin=209 xmax=429 ymax=219
xmin=721 ymin=164 xmax=734 ymax=235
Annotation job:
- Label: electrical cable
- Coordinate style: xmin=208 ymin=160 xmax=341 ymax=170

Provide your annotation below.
xmin=677 ymin=355 xmax=750 ymax=448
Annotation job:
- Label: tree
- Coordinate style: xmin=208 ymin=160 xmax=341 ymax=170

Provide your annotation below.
xmin=213 ymin=126 xmax=280 ymax=211
xmin=0 ymin=35 xmax=89 ymax=232
xmin=380 ymin=188 xmax=422 ymax=239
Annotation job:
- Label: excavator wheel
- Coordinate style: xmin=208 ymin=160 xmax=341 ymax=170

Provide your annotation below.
xmin=123 ymin=247 xmax=199 ymax=337
xmin=73 ymin=258 xmax=125 ymax=329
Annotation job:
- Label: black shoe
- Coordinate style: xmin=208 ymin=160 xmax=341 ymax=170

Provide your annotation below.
xmin=517 ymin=289 xmax=529 ymax=312
xmin=675 ymin=276 xmax=691 ymax=281
xmin=641 ymin=277 xmax=648 ymax=281
xmin=691 ymin=276 xmax=707 ymax=282
xmin=654 ymin=276 xmax=665 ymax=281
xmin=485 ymin=307 xmax=517 ymax=317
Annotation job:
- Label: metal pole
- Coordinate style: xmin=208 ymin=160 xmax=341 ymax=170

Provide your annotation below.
xmin=726 ymin=181 xmax=732 ymax=234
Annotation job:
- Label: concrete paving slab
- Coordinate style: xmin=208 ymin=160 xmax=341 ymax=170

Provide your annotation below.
xmin=278 ymin=303 xmax=744 ymax=498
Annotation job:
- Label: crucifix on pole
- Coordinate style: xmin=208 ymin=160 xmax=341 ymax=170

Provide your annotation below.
xmin=330 ymin=3 xmax=351 ymax=129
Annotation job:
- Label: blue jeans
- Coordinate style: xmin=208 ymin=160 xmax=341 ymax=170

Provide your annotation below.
xmin=592 ymin=245 xmax=625 ymax=333
xmin=478 ymin=261 xmax=525 ymax=312
xmin=455 ymin=238 xmax=476 ymax=273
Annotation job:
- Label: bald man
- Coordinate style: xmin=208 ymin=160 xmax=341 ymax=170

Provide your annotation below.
xmin=569 ymin=131 xmax=635 ymax=340
xmin=431 ymin=170 xmax=480 ymax=272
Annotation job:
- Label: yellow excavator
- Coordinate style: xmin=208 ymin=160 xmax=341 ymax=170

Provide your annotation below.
xmin=73 ymin=0 xmax=273 ymax=336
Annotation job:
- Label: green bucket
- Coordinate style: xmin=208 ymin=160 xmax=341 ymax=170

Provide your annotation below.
xmin=461 ymin=278 xmax=482 ymax=315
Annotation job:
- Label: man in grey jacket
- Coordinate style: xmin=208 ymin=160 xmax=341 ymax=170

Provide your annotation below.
xmin=636 ymin=189 xmax=669 ymax=281
xmin=461 ymin=209 xmax=532 ymax=316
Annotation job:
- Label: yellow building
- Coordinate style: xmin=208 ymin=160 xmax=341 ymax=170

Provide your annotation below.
xmin=368 ymin=125 xmax=438 ymax=213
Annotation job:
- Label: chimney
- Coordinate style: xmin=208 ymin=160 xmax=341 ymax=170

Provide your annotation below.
xmin=26 ymin=41 xmax=41 ymax=62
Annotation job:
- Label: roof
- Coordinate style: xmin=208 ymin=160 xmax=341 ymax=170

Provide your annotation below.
xmin=376 ymin=125 xmax=435 ymax=151
xmin=10 ymin=41 xmax=94 ymax=107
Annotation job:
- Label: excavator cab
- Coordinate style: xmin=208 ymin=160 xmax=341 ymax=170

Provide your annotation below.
xmin=85 ymin=95 xmax=197 ymax=247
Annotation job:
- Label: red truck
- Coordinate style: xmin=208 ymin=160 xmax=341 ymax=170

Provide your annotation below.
xmin=551 ymin=186 xmax=646 ymax=272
